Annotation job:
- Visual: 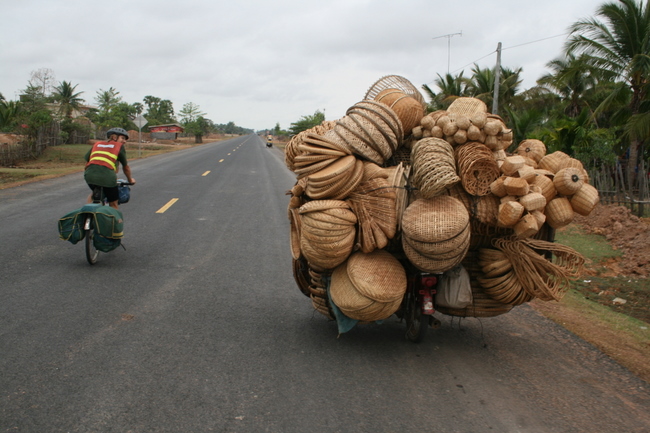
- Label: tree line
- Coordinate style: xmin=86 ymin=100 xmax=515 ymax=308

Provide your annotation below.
xmin=0 ymin=69 xmax=252 ymax=144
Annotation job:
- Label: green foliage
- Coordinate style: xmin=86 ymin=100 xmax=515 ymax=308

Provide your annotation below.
xmin=52 ymin=81 xmax=84 ymax=119
xmin=178 ymin=102 xmax=205 ymax=124
xmin=289 ymin=110 xmax=325 ymax=135
xmin=142 ymin=95 xmax=176 ymax=127
xmin=0 ymin=100 xmax=22 ymax=132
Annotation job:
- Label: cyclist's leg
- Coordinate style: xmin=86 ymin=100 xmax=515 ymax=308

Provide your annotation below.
xmin=104 ymin=186 xmax=120 ymax=209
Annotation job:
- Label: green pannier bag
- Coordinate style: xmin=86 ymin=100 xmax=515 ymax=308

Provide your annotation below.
xmin=58 ymin=208 xmax=86 ymax=244
xmin=87 ymin=205 xmax=124 ymax=253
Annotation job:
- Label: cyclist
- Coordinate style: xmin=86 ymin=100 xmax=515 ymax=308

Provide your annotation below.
xmin=84 ymin=127 xmax=136 ymax=209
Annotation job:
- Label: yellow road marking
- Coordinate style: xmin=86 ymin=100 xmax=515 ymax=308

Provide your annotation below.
xmin=156 ymin=198 xmax=179 ymax=214
xmin=202 ymin=171 xmax=210 ymax=176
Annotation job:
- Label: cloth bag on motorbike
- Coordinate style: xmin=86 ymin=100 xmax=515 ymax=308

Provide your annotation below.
xmin=435 ymin=264 xmax=472 ymax=309
xmin=58 ymin=208 xmax=85 ymax=244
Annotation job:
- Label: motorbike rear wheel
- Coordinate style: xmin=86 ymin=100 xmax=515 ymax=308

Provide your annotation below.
xmin=404 ymin=292 xmax=428 ymax=343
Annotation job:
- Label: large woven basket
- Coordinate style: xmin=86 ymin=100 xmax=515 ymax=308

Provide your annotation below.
xmin=447 ymin=97 xmax=488 ymax=116
xmin=410 ymin=138 xmax=460 ymax=198
xmin=454 ymin=142 xmax=500 ymax=196
xmin=347 ymin=250 xmax=407 ymax=302
xmin=401 ymin=196 xmax=470 ymax=243
xmin=374 ymin=89 xmax=425 ymax=133
xmin=364 ymin=75 xmax=426 ymax=109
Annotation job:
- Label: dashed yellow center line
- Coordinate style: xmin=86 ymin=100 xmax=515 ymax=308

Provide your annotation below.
xmin=202 ymin=171 xmax=210 ymax=176
xmin=219 ymin=159 xmax=224 ymax=162
xmin=156 ymin=198 xmax=179 ymax=214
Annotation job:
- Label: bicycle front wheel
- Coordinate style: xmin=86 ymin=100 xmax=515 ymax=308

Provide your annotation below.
xmin=84 ymin=217 xmax=99 ymax=265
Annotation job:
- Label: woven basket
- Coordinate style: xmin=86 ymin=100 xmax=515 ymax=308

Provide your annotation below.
xmin=519 ymin=192 xmax=546 ymax=212
xmin=375 ymin=89 xmax=425 ymax=133
xmin=346 ymin=250 xmax=407 ymax=302
xmin=364 ymin=75 xmax=426 ymax=109
xmin=447 ymin=97 xmax=488 ymax=116
xmin=532 ymin=173 xmax=557 ymax=202
xmin=402 ymin=236 xmax=468 ymax=273
xmin=503 ymin=176 xmax=530 ymax=196
xmin=514 ymin=213 xmax=540 ymax=239
xmin=404 ymin=225 xmax=470 ymax=259
xmin=292 ymin=256 xmax=312 ymax=297
xmin=402 ymin=196 xmax=470 ymax=243
xmin=455 ymin=142 xmax=500 ymax=196
xmin=538 ymin=151 xmax=570 ymax=173
xmin=330 ymin=262 xmax=375 ymax=313
xmin=545 ymin=197 xmax=575 ymax=229
xmin=501 ymin=155 xmax=526 ymax=176
xmin=498 ymin=201 xmax=525 ymax=227
xmin=410 ymin=138 xmax=460 ymax=198
xmin=571 ymin=183 xmax=600 ymax=216
xmin=516 ymin=139 xmax=546 ymax=163
xmin=289 ymin=208 xmax=302 ymax=260
xmin=553 ymin=167 xmax=585 ymax=196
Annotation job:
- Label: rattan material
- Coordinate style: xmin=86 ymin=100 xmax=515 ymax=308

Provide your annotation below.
xmin=364 ymin=75 xmax=426 ymax=109
xmin=514 ymin=213 xmax=540 ymax=238
xmin=346 ymin=250 xmax=407 ymax=302
xmin=330 ymin=262 xmax=374 ymax=312
xmin=374 ymin=89 xmax=425 ymax=133
xmin=538 ymin=151 xmax=570 ymax=173
xmin=519 ymin=192 xmax=546 ymax=212
xmin=402 ymin=196 xmax=470 ymax=243
xmin=404 ymin=227 xmax=470 ymax=260
xmin=571 ymin=183 xmax=600 ymax=216
xmin=553 ymin=167 xmax=585 ymax=196
xmin=410 ymin=138 xmax=460 ymax=198
xmin=516 ymin=139 xmax=546 ymax=163
xmin=454 ymin=142 xmax=500 ymax=196
xmin=532 ymin=173 xmax=557 ymax=202
xmin=402 ymin=236 xmax=468 ymax=273
xmin=503 ymin=176 xmax=530 ymax=196
xmin=292 ymin=257 xmax=311 ymax=297
xmin=497 ymin=201 xmax=524 ymax=227
xmin=289 ymin=208 xmax=302 ymax=260
xmin=299 ymin=199 xmax=351 ymax=214
xmin=447 ymin=97 xmax=488 ymax=116
xmin=545 ymin=196 xmax=575 ymax=229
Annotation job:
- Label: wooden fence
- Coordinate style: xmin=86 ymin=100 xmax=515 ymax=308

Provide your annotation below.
xmin=589 ymin=158 xmax=650 ymax=217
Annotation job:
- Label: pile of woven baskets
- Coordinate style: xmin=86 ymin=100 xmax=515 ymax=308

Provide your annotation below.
xmin=287 ymin=75 xmax=597 ymax=324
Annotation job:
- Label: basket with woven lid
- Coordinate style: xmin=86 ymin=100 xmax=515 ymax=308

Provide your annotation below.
xmin=345 ymin=250 xmax=407 ymax=303
xmin=401 ymin=196 xmax=470 ymax=243
xmin=553 ymin=167 xmax=585 ymax=196
xmin=516 ymin=139 xmax=546 ymax=163
xmin=545 ymin=196 xmax=575 ymax=229
xmin=570 ymin=183 xmax=600 ymax=216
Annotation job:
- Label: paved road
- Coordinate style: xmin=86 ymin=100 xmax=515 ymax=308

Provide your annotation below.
xmin=1 ymin=135 xmax=649 ymax=433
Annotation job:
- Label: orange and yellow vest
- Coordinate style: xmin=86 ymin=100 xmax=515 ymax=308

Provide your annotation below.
xmin=86 ymin=141 xmax=123 ymax=171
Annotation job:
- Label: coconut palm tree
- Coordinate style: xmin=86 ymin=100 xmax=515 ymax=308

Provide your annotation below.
xmin=52 ymin=81 xmax=84 ymax=119
xmin=566 ymin=0 xmax=650 ymax=187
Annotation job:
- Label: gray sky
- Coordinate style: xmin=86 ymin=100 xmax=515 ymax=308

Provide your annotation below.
xmin=1 ymin=0 xmax=600 ymax=131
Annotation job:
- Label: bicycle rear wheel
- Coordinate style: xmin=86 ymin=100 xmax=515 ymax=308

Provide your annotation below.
xmin=84 ymin=216 xmax=99 ymax=265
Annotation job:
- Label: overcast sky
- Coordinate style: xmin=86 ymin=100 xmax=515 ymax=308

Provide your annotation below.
xmin=1 ymin=0 xmax=601 ymax=131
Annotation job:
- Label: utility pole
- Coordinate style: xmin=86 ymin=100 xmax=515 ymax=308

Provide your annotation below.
xmin=433 ymin=31 xmax=463 ymax=75
xmin=492 ymin=42 xmax=502 ymax=115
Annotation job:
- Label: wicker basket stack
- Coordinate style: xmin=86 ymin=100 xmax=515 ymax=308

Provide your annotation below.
xmin=285 ymin=78 xmax=598 ymax=324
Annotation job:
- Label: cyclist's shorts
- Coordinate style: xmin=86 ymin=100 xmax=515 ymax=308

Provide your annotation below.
xmin=88 ymin=184 xmax=119 ymax=203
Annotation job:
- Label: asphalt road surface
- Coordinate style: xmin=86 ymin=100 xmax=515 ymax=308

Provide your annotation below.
xmin=1 ymin=135 xmax=649 ymax=433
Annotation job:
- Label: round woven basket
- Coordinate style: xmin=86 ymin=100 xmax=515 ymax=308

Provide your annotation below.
xmin=402 ymin=236 xmax=468 ymax=273
xmin=516 ymin=139 xmax=546 ymax=163
xmin=571 ymin=183 xmax=600 ymax=216
xmin=410 ymin=138 xmax=460 ymax=198
xmin=538 ymin=151 xmax=570 ymax=173
xmin=374 ymin=89 xmax=425 ymax=133
xmin=454 ymin=142 xmax=500 ymax=196
xmin=553 ymin=167 xmax=585 ymax=196
xmin=364 ymin=75 xmax=426 ymax=109
xmin=346 ymin=250 xmax=407 ymax=302
xmin=330 ymin=262 xmax=374 ymax=313
xmin=345 ymin=296 xmax=402 ymax=322
xmin=498 ymin=201 xmax=525 ymax=227
xmin=532 ymin=173 xmax=557 ymax=202
xmin=403 ymin=221 xmax=470 ymax=258
xmin=545 ymin=196 xmax=575 ymax=229
xmin=503 ymin=176 xmax=530 ymax=196
xmin=401 ymin=196 xmax=470 ymax=244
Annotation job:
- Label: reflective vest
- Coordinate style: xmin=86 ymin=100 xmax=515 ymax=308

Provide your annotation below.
xmin=86 ymin=141 xmax=123 ymax=171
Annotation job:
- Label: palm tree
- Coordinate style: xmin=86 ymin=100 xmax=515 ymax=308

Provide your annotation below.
xmin=52 ymin=81 xmax=84 ymax=119
xmin=422 ymin=72 xmax=468 ymax=110
xmin=566 ymin=0 xmax=650 ymax=187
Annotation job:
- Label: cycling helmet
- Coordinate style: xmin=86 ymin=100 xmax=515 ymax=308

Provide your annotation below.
xmin=106 ymin=127 xmax=129 ymax=140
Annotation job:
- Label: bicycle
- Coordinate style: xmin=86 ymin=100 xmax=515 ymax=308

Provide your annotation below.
xmin=82 ymin=180 xmax=132 ymax=265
